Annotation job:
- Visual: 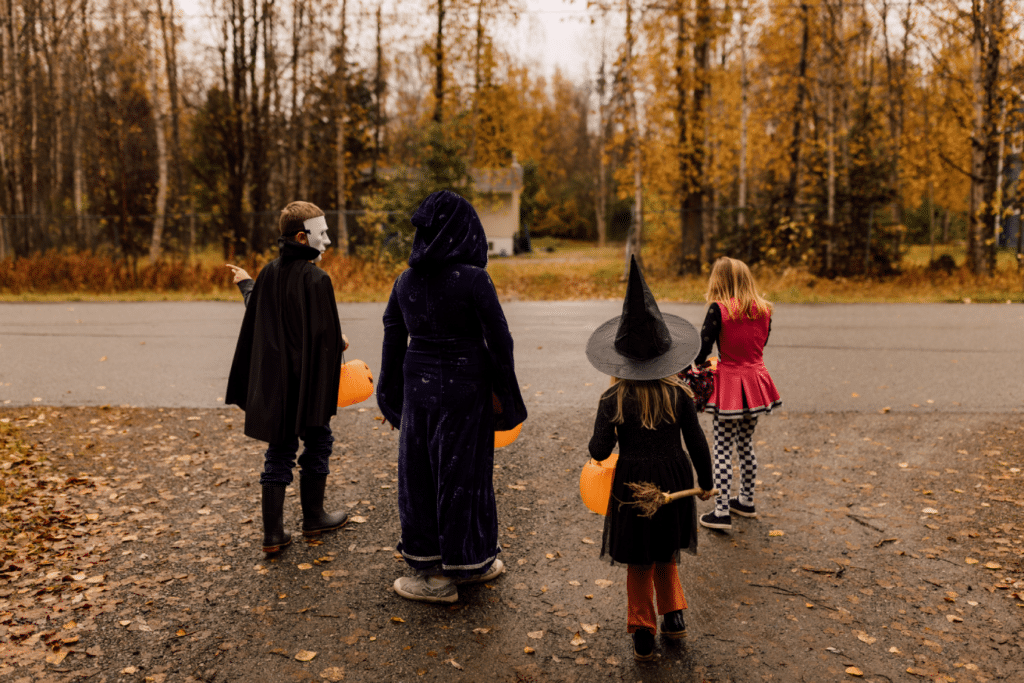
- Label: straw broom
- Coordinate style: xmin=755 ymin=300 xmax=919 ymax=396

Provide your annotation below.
xmin=625 ymin=482 xmax=718 ymax=518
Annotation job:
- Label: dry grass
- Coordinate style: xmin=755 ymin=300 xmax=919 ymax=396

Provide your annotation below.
xmin=1 ymin=242 xmax=1022 ymax=303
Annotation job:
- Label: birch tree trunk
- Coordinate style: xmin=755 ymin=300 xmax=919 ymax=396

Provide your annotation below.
xmin=622 ymin=0 xmax=643 ymax=277
xmin=143 ymin=3 xmax=169 ymax=263
xmin=156 ymin=0 xmax=183 ymax=207
xmin=335 ymin=0 xmax=349 ymax=254
xmin=992 ymin=98 xmax=1007 ymax=252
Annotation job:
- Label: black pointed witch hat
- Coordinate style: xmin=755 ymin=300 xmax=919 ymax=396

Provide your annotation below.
xmin=585 ymin=256 xmax=700 ymax=381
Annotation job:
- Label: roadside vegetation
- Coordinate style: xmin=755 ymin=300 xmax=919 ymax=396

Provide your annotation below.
xmin=1 ymin=241 xmax=1021 ymax=304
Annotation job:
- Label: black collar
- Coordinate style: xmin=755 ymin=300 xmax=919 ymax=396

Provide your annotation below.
xmin=278 ymin=236 xmax=320 ymax=262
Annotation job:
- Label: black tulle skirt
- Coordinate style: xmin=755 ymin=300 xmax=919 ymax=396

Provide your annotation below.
xmin=601 ymin=448 xmax=699 ymax=565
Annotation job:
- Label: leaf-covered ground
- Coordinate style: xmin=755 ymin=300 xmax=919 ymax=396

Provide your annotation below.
xmin=0 ymin=406 xmax=1021 ymax=683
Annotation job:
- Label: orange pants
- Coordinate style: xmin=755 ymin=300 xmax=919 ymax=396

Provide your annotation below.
xmin=626 ymin=562 xmax=687 ymax=633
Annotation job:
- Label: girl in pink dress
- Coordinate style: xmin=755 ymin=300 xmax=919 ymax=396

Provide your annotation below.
xmin=694 ymin=258 xmax=781 ymax=531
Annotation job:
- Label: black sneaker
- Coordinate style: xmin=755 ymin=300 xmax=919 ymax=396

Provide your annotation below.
xmin=729 ymin=497 xmax=758 ymax=518
xmin=699 ymin=511 xmax=732 ymax=530
xmin=632 ymin=628 xmax=655 ymax=661
xmin=661 ymin=610 xmax=687 ymax=639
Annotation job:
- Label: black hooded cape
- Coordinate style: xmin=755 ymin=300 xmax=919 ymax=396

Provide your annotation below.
xmin=226 ymin=238 xmax=343 ymax=444
xmin=377 ymin=190 xmax=527 ymax=578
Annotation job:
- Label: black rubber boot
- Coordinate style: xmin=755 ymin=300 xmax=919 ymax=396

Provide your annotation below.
xmin=300 ymin=474 xmax=348 ymax=537
xmin=661 ymin=610 xmax=687 ymax=639
xmin=632 ymin=628 xmax=655 ymax=661
xmin=261 ymin=485 xmax=292 ymax=554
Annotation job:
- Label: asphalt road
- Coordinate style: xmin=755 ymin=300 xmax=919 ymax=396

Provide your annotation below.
xmin=1 ymin=301 xmax=1021 ymax=414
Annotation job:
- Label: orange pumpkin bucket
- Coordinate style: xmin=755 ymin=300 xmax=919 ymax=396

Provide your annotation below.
xmin=579 ymin=453 xmax=619 ymax=515
xmin=337 ymin=359 xmax=374 ymax=407
xmin=494 ymin=422 xmax=523 ymax=449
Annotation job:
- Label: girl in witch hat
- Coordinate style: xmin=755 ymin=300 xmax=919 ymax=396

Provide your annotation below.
xmin=586 ymin=255 xmax=714 ymax=662
xmin=694 ymin=257 xmax=782 ymax=531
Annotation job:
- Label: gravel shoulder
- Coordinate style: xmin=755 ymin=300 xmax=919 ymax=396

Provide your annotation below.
xmin=1 ymin=406 xmax=1022 ymax=683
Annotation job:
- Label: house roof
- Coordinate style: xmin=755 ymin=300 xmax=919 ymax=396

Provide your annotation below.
xmin=471 ymin=164 xmax=524 ymax=194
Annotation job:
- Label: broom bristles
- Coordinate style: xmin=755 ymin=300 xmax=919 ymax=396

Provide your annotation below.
xmin=625 ymin=481 xmax=668 ymax=518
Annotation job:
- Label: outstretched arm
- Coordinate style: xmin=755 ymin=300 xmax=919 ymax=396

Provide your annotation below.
xmin=226 ymin=265 xmax=254 ymax=307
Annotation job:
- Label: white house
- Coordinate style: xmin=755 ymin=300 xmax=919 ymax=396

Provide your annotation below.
xmin=470 ymin=160 xmax=524 ymax=257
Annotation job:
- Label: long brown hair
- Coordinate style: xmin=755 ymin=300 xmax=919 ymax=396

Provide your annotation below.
xmin=603 ymin=375 xmax=693 ymax=430
xmin=705 ymin=256 xmax=773 ymax=320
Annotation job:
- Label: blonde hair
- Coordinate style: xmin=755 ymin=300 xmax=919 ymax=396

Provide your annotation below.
xmin=603 ymin=375 xmax=694 ymax=430
xmin=279 ymin=200 xmax=324 ymax=237
xmin=705 ymin=257 xmax=773 ymax=320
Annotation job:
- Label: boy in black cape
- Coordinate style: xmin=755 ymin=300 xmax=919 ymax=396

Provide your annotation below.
xmin=225 ymin=200 xmax=349 ymax=554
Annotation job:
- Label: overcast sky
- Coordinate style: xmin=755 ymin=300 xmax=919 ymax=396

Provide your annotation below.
xmin=179 ymin=0 xmax=600 ymax=89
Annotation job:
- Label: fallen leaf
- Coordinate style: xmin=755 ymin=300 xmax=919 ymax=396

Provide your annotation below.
xmin=921 ymin=507 xmax=938 ymax=514
xmin=581 ymin=623 xmax=599 ymax=634
xmin=965 ymin=558 xmax=979 ymax=565
xmin=570 ymin=632 xmax=586 ymax=646
xmin=472 ymin=627 xmax=491 ymax=634
xmin=857 ymin=633 xmax=876 ymax=644
xmin=176 ymin=629 xmax=188 ymax=637
xmin=295 ymin=650 xmax=317 ymax=662
xmin=524 ymin=647 xmax=535 ymax=654
xmin=984 ymin=562 xmax=1002 ymax=570
xmin=446 ymin=658 xmax=463 ymax=670
xmin=946 ymin=615 xmax=963 ymax=623
xmin=320 ymin=666 xmax=345 ymax=682
xmin=298 ymin=563 xmax=313 ymax=570
xmin=768 ymin=530 xmax=785 ymax=537
xmin=121 ymin=667 xmax=137 ymax=674
xmin=350 ymin=516 xmax=367 ymax=524
xmin=390 ymin=617 xmax=405 ymax=623
xmin=581 ymin=537 xmax=595 ymax=545
xmin=45 ymin=651 xmax=68 ymax=666
xmin=527 ymin=630 xmax=545 ymax=639
xmin=594 ymin=579 xmax=613 ymax=588
xmin=846 ymin=666 xmax=863 ymax=676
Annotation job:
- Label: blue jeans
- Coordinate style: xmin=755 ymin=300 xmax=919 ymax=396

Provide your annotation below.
xmin=260 ymin=425 xmax=333 ymax=486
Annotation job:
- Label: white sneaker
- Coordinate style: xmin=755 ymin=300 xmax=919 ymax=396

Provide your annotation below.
xmin=454 ymin=558 xmax=505 ymax=585
xmin=393 ymin=575 xmax=458 ymax=604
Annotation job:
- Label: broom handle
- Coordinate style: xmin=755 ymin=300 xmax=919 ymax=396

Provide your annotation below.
xmin=663 ymin=487 xmax=719 ymax=502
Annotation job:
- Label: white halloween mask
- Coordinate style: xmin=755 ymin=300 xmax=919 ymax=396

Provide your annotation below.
xmin=303 ymin=215 xmax=331 ymax=262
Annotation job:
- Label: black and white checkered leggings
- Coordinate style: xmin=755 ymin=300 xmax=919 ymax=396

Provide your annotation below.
xmin=711 ymin=415 xmax=759 ymax=514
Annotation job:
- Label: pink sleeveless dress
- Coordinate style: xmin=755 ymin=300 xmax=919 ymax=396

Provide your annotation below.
xmin=705 ymin=299 xmax=781 ymax=418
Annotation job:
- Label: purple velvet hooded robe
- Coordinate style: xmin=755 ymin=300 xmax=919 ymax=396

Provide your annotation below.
xmin=377 ymin=191 xmax=527 ymax=578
